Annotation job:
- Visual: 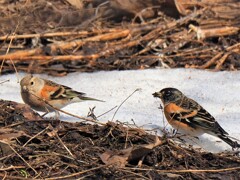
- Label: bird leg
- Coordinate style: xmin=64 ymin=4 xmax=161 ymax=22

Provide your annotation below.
xmin=54 ymin=111 xmax=60 ymax=120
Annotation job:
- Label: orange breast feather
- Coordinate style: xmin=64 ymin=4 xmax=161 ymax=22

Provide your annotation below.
xmin=164 ymin=103 xmax=188 ymax=114
xmin=164 ymin=103 xmax=197 ymax=133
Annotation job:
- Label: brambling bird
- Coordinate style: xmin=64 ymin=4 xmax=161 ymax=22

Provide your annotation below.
xmin=153 ymin=88 xmax=240 ymax=148
xmin=20 ymin=75 xmax=104 ymax=118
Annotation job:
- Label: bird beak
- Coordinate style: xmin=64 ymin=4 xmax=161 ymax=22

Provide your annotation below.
xmin=23 ymin=85 xmax=27 ymax=91
xmin=152 ymin=92 xmax=162 ymax=98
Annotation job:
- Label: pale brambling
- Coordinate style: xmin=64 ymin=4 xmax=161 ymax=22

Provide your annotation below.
xmin=20 ymin=75 xmax=104 ymax=118
xmin=153 ymin=88 xmax=240 ymax=148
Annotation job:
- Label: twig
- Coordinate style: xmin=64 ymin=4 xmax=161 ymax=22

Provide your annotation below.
xmin=52 ymin=106 xmax=105 ymax=125
xmin=8 ymin=26 xmax=19 ymax=77
xmin=0 ymin=32 xmax=89 ymax=41
xmin=76 ymin=173 xmax=95 ymax=180
xmin=22 ymin=125 xmax=50 ymax=147
xmin=0 ymin=165 xmax=25 ymax=171
xmin=123 ymin=166 xmax=240 ymax=173
xmin=0 ymin=30 xmax=131 ymax=61
xmin=1 ymin=171 xmax=6 ymax=180
xmin=55 ymin=132 xmax=74 ymax=158
xmin=5 ymin=142 xmax=39 ymax=175
xmin=189 ymin=24 xmax=239 ymax=40
xmin=51 ymin=152 xmax=89 ymax=165
xmin=45 ymin=165 xmax=109 ymax=180
xmin=198 ymin=52 xmax=223 ymax=69
xmin=96 ymin=105 xmax=117 ymax=118
xmin=121 ymin=169 xmax=149 ymax=180
xmin=25 ymin=89 xmax=105 ymax=125
xmin=124 ymin=127 xmax=129 ymax=149
xmin=0 ymin=9 xmax=206 ymax=62
xmin=111 ymin=88 xmax=141 ymax=121
xmin=0 ymin=79 xmax=10 ymax=84
xmin=0 ymin=173 xmax=33 ymax=180
xmin=0 ymin=22 xmax=20 ymax=75
xmin=198 ymin=42 xmax=240 ymax=69
xmin=5 ymin=121 xmax=25 ymax=128
xmin=141 ymin=7 xmax=207 ymax=41
xmin=0 ymin=29 xmax=125 ymax=41
xmin=215 ymin=52 xmax=231 ymax=70
xmin=95 ymin=1 xmax=109 ymax=16
xmin=0 ymin=153 xmax=13 ymax=161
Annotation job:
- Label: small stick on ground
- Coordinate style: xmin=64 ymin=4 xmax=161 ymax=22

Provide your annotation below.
xmin=45 ymin=165 xmax=109 ymax=180
xmin=55 ymin=132 xmax=74 ymax=158
xmin=123 ymin=166 xmax=240 ymax=173
xmin=23 ymin=125 xmax=50 ymax=147
xmin=0 ymin=79 xmax=10 ymax=84
xmin=0 ymin=165 xmax=25 ymax=171
xmin=6 ymin=142 xmax=39 ymax=175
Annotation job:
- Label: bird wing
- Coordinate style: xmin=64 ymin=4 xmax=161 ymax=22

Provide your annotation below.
xmin=44 ymin=80 xmax=85 ymax=100
xmin=170 ymin=98 xmax=228 ymax=135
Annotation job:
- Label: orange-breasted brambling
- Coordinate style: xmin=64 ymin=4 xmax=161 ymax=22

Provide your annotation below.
xmin=153 ymin=87 xmax=240 ymax=148
xmin=20 ymin=75 xmax=104 ymax=118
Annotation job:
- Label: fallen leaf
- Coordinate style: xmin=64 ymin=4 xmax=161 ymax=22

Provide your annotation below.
xmin=0 ymin=141 xmax=12 ymax=156
xmin=0 ymin=128 xmax=27 ymax=156
xmin=100 ymin=150 xmax=129 ymax=168
xmin=128 ymin=136 xmax=163 ymax=162
xmin=65 ymin=0 xmax=83 ymax=9
xmin=166 ymin=173 xmax=183 ymax=178
xmin=100 ymin=136 xmax=163 ymax=167
xmin=15 ymin=103 xmax=43 ymax=121
xmin=0 ymin=128 xmax=26 ymax=142
xmin=47 ymin=125 xmax=58 ymax=137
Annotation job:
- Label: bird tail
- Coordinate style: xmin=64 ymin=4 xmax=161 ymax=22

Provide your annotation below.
xmin=218 ymin=134 xmax=240 ymax=149
xmin=80 ymin=96 xmax=105 ymax=102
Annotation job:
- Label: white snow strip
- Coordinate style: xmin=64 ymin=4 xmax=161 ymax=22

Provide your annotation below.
xmin=1 ymin=68 xmax=240 ymax=152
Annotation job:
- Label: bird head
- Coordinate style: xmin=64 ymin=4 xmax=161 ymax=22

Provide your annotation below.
xmin=153 ymin=87 xmax=183 ymax=105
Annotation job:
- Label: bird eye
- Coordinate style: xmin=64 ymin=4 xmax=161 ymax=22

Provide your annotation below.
xmin=30 ymin=81 xmax=34 ymax=86
xmin=165 ymin=90 xmax=172 ymax=97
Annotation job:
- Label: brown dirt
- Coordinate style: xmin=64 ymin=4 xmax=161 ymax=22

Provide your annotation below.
xmin=0 ymin=100 xmax=240 ymax=179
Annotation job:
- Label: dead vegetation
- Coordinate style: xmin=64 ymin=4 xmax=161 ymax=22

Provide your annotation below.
xmin=1 ymin=99 xmax=240 ymax=179
xmin=0 ymin=0 xmax=239 ymax=75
